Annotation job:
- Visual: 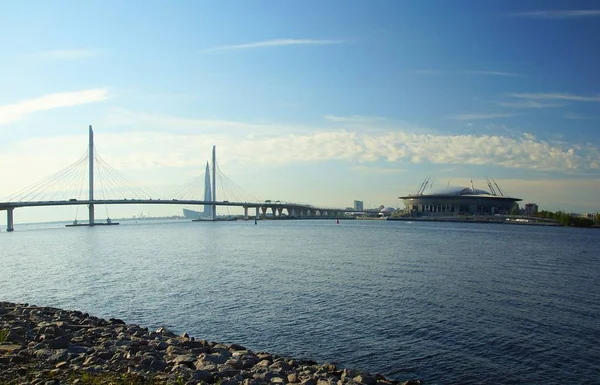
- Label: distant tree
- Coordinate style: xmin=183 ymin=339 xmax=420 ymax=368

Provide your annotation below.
xmin=595 ymin=213 xmax=600 ymax=225
xmin=510 ymin=204 xmax=520 ymax=216
xmin=571 ymin=216 xmax=594 ymax=228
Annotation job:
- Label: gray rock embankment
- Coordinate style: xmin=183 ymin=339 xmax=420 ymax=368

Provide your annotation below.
xmin=0 ymin=302 xmax=422 ymax=385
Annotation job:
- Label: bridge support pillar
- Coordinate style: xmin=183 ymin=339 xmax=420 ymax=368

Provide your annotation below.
xmin=271 ymin=207 xmax=277 ymax=218
xmin=277 ymin=207 xmax=283 ymax=218
xmin=6 ymin=208 xmax=14 ymax=232
xmin=88 ymin=203 xmax=95 ymax=226
xmin=261 ymin=207 xmax=267 ymax=219
xmin=244 ymin=207 xmax=248 ymax=220
xmin=255 ymin=207 xmax=260 ymax=220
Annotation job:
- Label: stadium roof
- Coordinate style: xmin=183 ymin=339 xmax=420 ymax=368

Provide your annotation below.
xmin=423 ymin=186 xmax=493 ymax=196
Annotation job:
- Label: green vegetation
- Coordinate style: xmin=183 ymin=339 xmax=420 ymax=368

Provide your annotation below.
xmin=74 ymin=372 xmax=155 ymax=385
xmin=0 ymin=329 xmax=8 ymax=343
xmin=510 ymin=204 xmax=520 ymax=216
xmin=536 ymin=210 xmax=596 ymax=228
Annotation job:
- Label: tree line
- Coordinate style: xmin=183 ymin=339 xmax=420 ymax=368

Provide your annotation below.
xmin=536 ymin=210 xmax=599 ymax=228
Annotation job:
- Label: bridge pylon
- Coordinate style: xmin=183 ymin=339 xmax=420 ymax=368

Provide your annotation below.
xmin=88 ymin=125 xmax=95 ymax=226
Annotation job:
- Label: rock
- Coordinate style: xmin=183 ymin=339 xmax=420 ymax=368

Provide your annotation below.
xmin=0 ymin=302 xmax=407 ymax=385
xmin=5 ymin=330 xmax=25 ymax=343
xmin=170 ymin=354 xmax=198 ymax=366
xmin=354 ymin=374 xmax=377 ymax=385
xmin=47 ymin=335 xmax=70 ymax=349
xmin=342 ymin=369 xmax=360 ymax=381
xmin=225 ymin=357 xmax=244 ymax=369
xmin=288 ymin=372 xmax=299 ymax=383
xmin=271 ymin=360 xmax=293 ymax=372
xmin=192 ymin=369 xmax=214 ymax=383
xmin=229 ymin=343 xmax=246 ymax=351
xmin=256 ymin=359 xmax=272 ymax=367
xmin=55 ymin=361 xmax=68 ymax=369
xmin=0 ymin=344 xmax=23 ymax=353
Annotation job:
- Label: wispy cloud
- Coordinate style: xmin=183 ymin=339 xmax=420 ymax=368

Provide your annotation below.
xmin=413 ymin=69 xmax=521 ymax=77
xmin=0 ymin=89 xmax=109 ymax=125
xmin=7 ymin=124 xmax=594 ymax=174
xmin=204 ymin=39 xmax=343 ymax=52
xmin=510 ymin=10 xmax=600 ymax=19
xmin=508 ymin=92 xmax=600 ymax=102
xmin=460 ymin=70 xmax=521 ymax=77
xmin=447 ymin=113 xmax=518 ymax=120
xmin=494 ymin=100 xmax=564 ymax=109
xmin=96 ymin=109 xmax=597 ymax=173
xmin=35 ymin=49 xmax=99 ymax=60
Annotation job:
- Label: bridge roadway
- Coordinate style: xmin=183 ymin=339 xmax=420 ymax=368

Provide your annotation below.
xmin=0 ymin=199 xmax=346 ymax=232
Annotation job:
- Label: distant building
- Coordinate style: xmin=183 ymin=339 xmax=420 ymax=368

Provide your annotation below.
xmin=353 ymin=200 xmax=364 ymax=211
xmin=400 ymin=182 xmax=521 ymax=216
xmin=524 ymin=203 xmax=539 ymax=216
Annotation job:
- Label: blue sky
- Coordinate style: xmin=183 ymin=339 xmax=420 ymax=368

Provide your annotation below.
xmin=1 ymin=0 xmax=599 ymax=222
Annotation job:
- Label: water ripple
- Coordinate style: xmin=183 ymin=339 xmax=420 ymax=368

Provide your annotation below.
xmin=1 ymin=220 xmax=599 ymax=384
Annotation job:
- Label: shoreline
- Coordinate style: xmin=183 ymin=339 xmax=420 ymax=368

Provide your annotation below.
xmin=0 ymin=302 xmax=421 ymax=385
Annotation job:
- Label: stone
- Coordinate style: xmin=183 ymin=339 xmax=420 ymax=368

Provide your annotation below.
xmin=229 ymin=343 xmax=247 ymax=351
xmin=0 ymin=344 xmax=23 ymax=353
xmin=170 ymin=354 xmax=198 ymax=366
xmin=192 ymin=369 xmax=214 ymax=383
xmin=256 ymin=359 xmax=272 ymax=367
xmin=341 ymin=369 xmax=360 ymax=381
xmin=271 ymin=360 xmax=293 ymax=372
xmin=354 ymin=374 xmax=377 ymax=385
xmin=288 ymin=372 xmax=299 ymax=383
xmin=5 ymin=330 xmax=25 ymax=343
xmin=47 ymin=335 xmax=70 ymax=349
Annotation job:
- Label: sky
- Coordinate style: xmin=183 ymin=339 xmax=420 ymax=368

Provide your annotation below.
xmin=1 ymin=0 xmax=599 ymax=223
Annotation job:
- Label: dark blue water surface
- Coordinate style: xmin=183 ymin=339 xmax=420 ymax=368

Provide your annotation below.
xmin=1 ymin=219 xmax=599 ymax=384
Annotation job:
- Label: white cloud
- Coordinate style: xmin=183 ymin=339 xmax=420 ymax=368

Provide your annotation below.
xmin=508 ymin=93 xmax=600 ymax=102
xmin=1 ymin=121 xmax=595 ymax=176
xmin=204 ymin=39 xmax=343 ymax=52
xmin=495 ymin=100 xmax=563 ymax=108
xmin=460 ymin=70 xmax=521 ymax=77
xmin=447 ymin=113 xmax=518 ymax=120
xmin=35 ymin=49 xmax=99 ymax=60
xmin=0 ymin=89 xmax=109 ymax=125
xmin=510 ymin=10 xmax=600 ymax=19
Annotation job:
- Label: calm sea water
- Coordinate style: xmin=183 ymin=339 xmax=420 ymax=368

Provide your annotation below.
xmin=1 ymin=219 xmax=599 ymax=384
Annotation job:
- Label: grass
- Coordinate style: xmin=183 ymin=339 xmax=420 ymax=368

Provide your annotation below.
xmin=0 ymin=329 xmax=8 ymax=343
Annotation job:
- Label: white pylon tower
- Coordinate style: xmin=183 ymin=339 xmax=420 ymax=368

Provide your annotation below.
xmin=212 ymin=145 xmax=216 ymax=220
xmin=88 ymin=125 xmax=95 ymax=225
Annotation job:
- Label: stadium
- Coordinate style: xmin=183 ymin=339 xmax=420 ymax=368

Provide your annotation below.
xmin=400 ymin=178 xmax=522 ymax=216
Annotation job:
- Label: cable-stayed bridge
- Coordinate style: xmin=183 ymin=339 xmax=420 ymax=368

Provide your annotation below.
xmin=0 ymin=126 xmax=346 ymax=231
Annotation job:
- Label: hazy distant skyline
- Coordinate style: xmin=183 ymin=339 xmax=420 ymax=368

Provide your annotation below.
xmin=1 ymin=0 xmax=599 ymax=223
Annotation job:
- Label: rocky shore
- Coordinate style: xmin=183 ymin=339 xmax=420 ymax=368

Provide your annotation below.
xmin=0 ymin=302 xmax=421 ymax=385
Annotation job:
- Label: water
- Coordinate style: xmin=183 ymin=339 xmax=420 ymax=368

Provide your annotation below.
xmin=1 ymin=219 xmax=599 ymax=384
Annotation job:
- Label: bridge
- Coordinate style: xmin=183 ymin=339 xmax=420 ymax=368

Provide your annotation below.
xmin=0 ymin=126 xmax=345 ymax=231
